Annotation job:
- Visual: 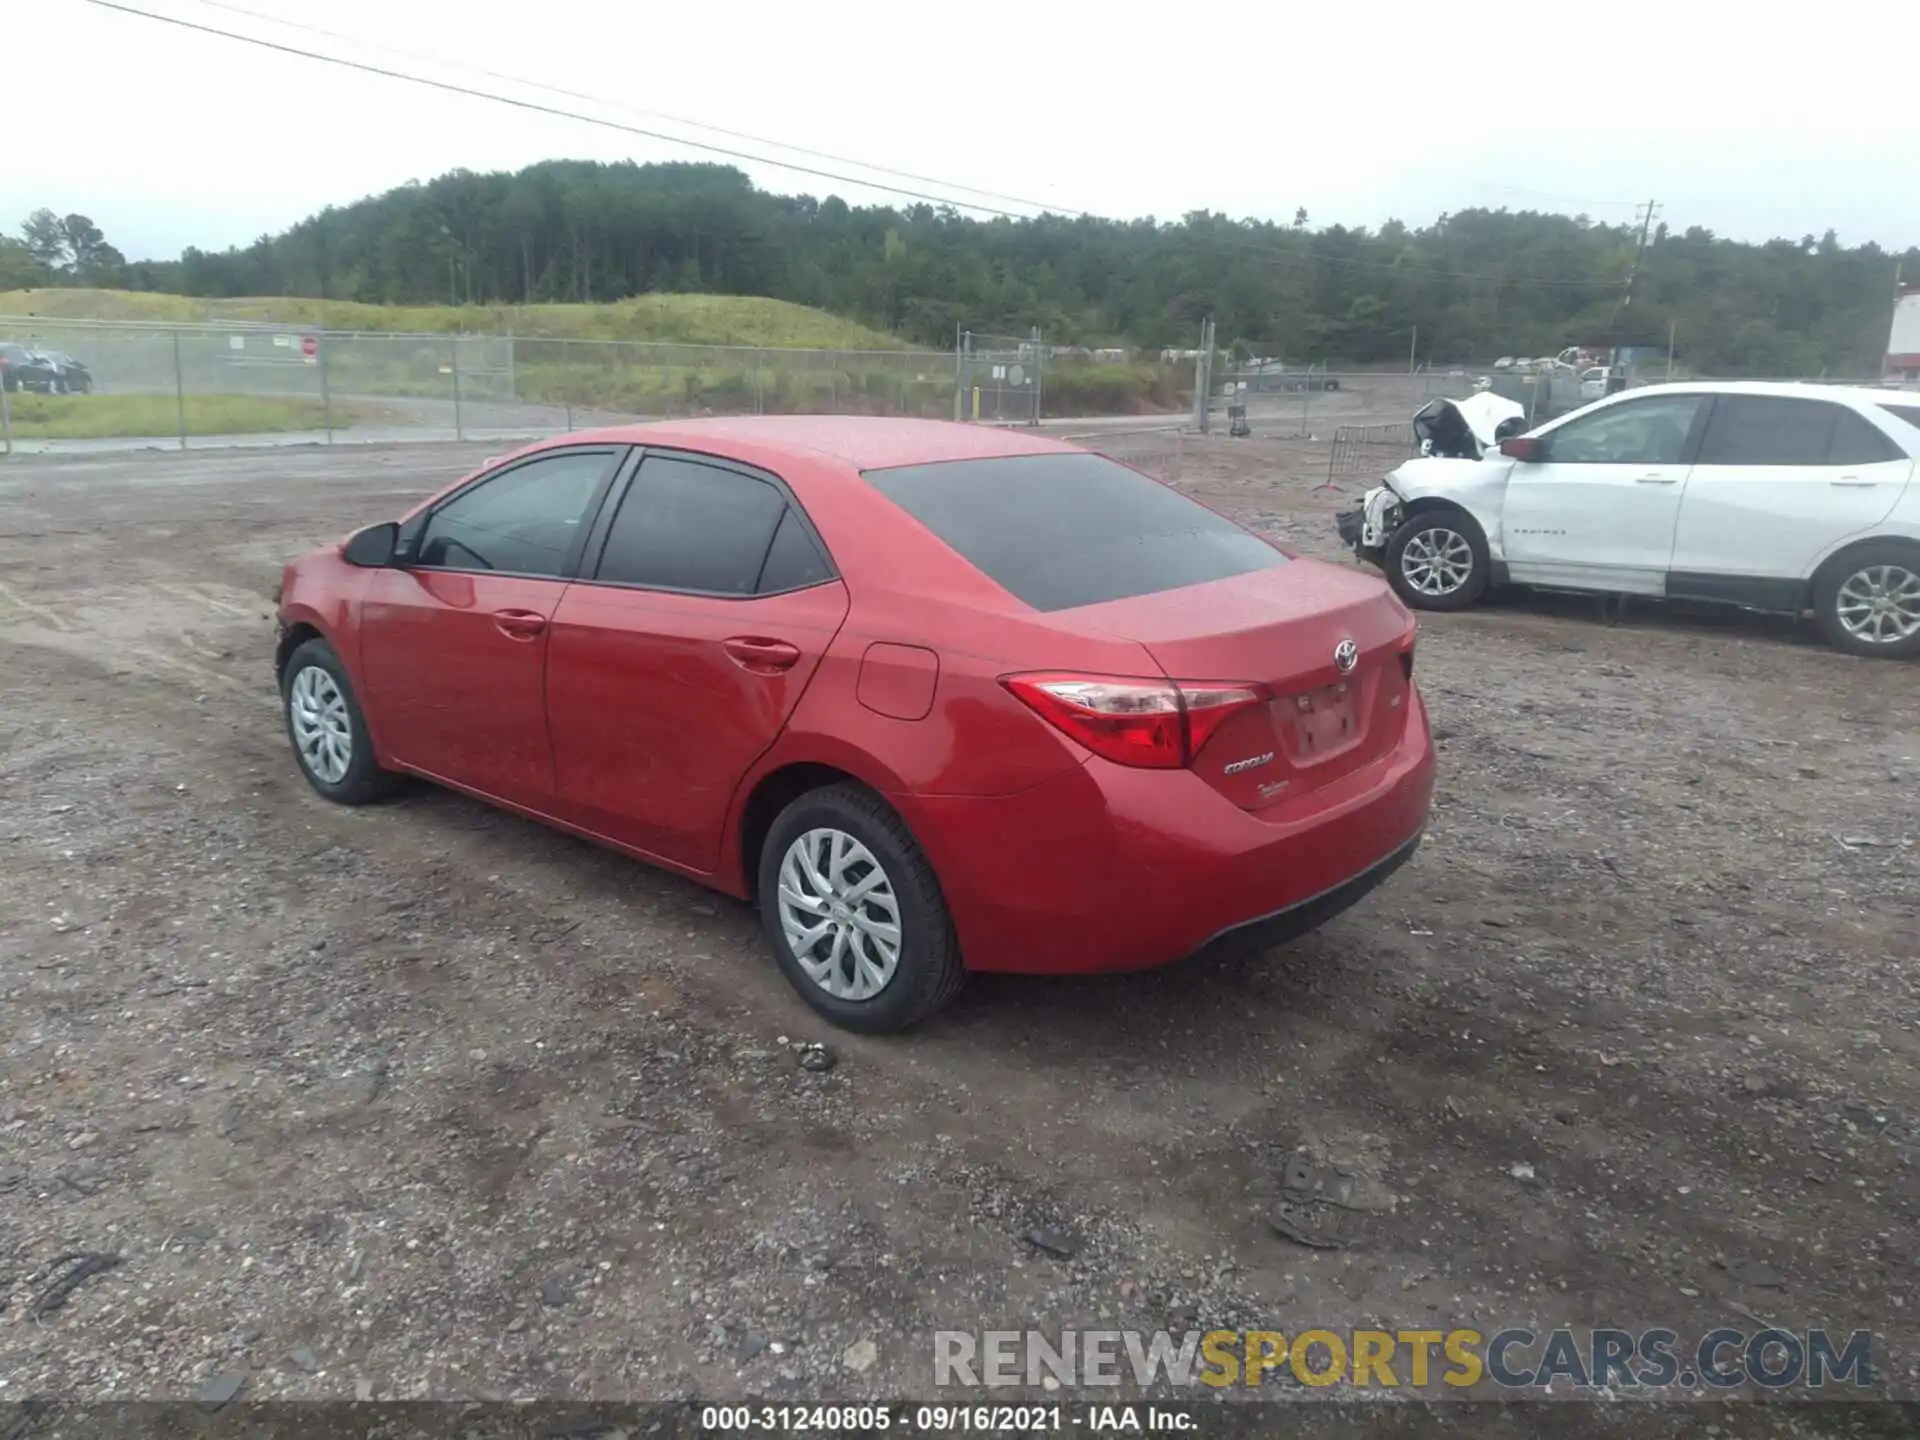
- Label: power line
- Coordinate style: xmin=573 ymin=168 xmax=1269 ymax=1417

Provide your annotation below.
xmin=83 ymin=0 xmax=1619 ymax=293
xmin=177 ymin=0 xmax=1072 ymax=216
xmin=179 ymin=0 xmax=1626 ymax=294
xmin=79 ymin=0 xmax=1039 ymax=219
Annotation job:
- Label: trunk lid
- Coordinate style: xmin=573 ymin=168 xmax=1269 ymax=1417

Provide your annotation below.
xmin=1063 ymin=559 xmax=1418 ymax=810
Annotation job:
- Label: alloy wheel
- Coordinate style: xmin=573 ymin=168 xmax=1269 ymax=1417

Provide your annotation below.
xmin=776 ymin=828 xmax=902 ymax=1001
xmin=1400 ymin=526 xmax=1476 ymax=597
xmin=288 ymin=664 xmax=353 ymax=784
xmin=1835 ymin=563 xmax=1920 ymax=646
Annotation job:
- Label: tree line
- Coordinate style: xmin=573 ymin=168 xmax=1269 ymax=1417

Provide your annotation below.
xmin=8 ymin=160 xmax=1917 ymax=375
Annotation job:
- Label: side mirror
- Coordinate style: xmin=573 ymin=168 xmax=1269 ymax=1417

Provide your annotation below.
xmin=1492 ymin=417 xmax=1527 ymax=443
xmin=342 ymin=521 xmax=399 ymax=567
xmin=1499 ymin=435 xmax=1544 ymax=462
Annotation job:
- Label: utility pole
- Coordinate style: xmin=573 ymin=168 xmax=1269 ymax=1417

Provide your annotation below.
xmin=1192 ymin=318 xmax=1216 ymax=434
xmin=1605 ymin=199 xmax=1660 ymax=392
xmin=1893 ymin=262 xmax=1905 ymax=380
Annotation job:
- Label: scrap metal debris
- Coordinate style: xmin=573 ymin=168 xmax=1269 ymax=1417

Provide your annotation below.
xmin=796 ymin=1042 xmax=837 ymax=1073
xmin=29 ymin=1252 xmax=122 ymax=1319
xmin=1266 ymin=1154 xmax=1361 ymax=1249
xmin=1270 ymin=1211 xmax=1341 ymax=1250
xmin=1280 ymin=1151 xmax=1368 ymax=1211
xmin=1025 ymin=1227 xmax=1080 ymax=1260
xmin=1724 ymin=1259 xmax=1786 ymax=1290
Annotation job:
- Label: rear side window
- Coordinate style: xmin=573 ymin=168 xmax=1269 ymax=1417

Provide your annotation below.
xmin=865 ymin=452 xmax=1282 ymax=612
xmin=1828 ymin=409 xmax=1905 ymax=465
xmin=757 ymin=507 xmax=834 ymax=592
xmin=1695 ymin=396 xmax=1837 ymax=466
xmin=1877 ymin=403 xmax=1920 ymax=437
xmin=594 ymin=454 xmax=831 ymax=596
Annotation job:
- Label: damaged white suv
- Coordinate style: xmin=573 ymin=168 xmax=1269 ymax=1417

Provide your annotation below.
xmin=1336 ymin=382 xmax=1920 ymax=658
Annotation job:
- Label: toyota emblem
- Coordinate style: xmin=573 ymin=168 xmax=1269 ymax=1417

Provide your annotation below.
xmin=1333 ymin=639 xmax=1359 ymax=674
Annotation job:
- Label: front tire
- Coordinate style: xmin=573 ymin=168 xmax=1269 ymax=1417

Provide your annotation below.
xmin=280 ymin=637 xmax=402 ymax=804
xmin=757 ymin=782 xmax=965 ymax=1034
xmin=1384 ymin=509 xmax=1490 ymax=612
xmin=1813 ymin=542 xmax=1920 ymax=659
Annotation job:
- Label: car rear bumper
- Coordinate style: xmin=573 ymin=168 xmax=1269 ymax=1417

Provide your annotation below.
xmin=905 ymin=687 xmax=1435 ymax=975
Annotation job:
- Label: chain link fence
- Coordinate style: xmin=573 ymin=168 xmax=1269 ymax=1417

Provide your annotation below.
xmin=10 ymin=312 xmax=1900 ymax=457
xmin=1206 ymin=366 xmax=1476 ymax=438
xmin=1055 ymin=425 xmax=1186 ymax=484
xmin=953 ymin=329 xmax=1044 ymax=425
xmin=0 ymin=317 xmax=969 ymax=452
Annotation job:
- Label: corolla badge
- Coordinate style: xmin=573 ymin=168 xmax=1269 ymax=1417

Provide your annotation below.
xmin=1334 ymin=638 xmax=1359 ymax=674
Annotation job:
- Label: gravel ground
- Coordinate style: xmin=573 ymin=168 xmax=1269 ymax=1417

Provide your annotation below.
xmin=0 ymin=437 xmax=1914 ymax=1417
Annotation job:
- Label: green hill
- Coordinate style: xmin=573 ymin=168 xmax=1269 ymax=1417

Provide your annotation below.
xmin=0 ymin=288 xmax=923 ymax=351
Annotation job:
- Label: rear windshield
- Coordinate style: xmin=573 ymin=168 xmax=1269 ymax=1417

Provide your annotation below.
xmin=864 ymin=451 xmax=1282 ymax=612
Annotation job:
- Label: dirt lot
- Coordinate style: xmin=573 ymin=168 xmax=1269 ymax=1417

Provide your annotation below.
xmin=0 ymin=436 xmax=1915 ymax=1416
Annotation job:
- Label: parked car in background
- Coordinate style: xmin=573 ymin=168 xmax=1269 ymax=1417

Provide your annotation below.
xmin=1336 ymin=382 xmax=1920 ymax=658
xmin=0 ymin=343 xmax=61 ymax=393
xmin=41 ymin=350 xmax=93 ymax=394
xmin=276 ymin=417 xmax=1435 ymax=1032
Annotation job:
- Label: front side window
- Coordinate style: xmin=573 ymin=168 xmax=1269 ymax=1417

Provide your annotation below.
xmin=412 ymin=449 xmax=616 ymax=577
xmin=1545 ymin=395 xmax=1705 ymax=466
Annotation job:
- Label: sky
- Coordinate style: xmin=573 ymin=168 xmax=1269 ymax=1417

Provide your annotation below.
xmin=10 ymin=0 xmax=1920 ymax=265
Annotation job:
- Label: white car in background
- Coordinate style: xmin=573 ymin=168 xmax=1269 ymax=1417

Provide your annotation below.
xmin=1336 ymin=382 xmax=1920 ymax=658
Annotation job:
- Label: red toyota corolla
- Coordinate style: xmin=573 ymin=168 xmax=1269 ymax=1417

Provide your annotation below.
xmin=275 ymin=417 xmax=1434 ymax=1031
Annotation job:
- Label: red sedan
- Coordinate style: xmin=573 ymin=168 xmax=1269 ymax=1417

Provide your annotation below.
xmin=275 ymin=417 xmax=1434 ymax=1032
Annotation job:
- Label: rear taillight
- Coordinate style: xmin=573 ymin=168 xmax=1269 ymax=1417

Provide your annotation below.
xmin=1002 ymin=672 xmax=1266 ymax=769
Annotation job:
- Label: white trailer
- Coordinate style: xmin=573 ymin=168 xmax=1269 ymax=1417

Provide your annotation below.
xmin=1887 ymin=284 xmax=1920 ymax=383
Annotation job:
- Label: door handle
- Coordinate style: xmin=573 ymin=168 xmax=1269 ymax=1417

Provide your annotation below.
xmin=1830 ymin=479 xmax=1877 ymax=488
xmin=492 ymin=609 xmax=547 ymax=640
xmin=723 ymin=636 xmax=802 ymax=673
xmin=1634 ymin=475 xmax=1678 ymax=485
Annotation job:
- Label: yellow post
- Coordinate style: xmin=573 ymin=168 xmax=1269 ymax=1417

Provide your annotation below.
xmin=971 ymin=386 xmax=981 ymax=421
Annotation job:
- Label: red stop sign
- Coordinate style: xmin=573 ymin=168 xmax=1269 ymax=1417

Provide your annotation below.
xmin=300 ymin=335 xmax=318 ymax=357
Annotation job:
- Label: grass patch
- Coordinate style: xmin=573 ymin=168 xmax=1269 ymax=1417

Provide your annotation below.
xmin=2 ymin=392 xmax=379 ymax=439
xmin=1041 ymin=363 xmax=1189 ymax=418
xmin=0 ymin=289 xmax=918 ymax=351
xmin=515 ymin=360 xmax=958 ymax=418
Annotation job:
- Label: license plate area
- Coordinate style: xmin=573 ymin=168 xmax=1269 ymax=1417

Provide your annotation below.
xmin=1284 ymin=681 xmax=1361 ymax=760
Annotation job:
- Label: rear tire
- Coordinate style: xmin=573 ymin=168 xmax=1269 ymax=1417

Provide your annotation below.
xmin=757 ymin=782 xmax=965 ymax=1034
xmin=1384 ymin=508 xmax=1490 ymax=612
xmin=280 ymin=637 xmax=403 ymax=804
xmin=1813 ymin=541 xmax=1920 ymax=659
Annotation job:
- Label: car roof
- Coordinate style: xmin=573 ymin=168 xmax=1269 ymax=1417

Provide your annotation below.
xmin=560 ymin=415 xmax=1083 ymax=471
xmin=1624 ymin=379 xmax=1917 ymax=409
